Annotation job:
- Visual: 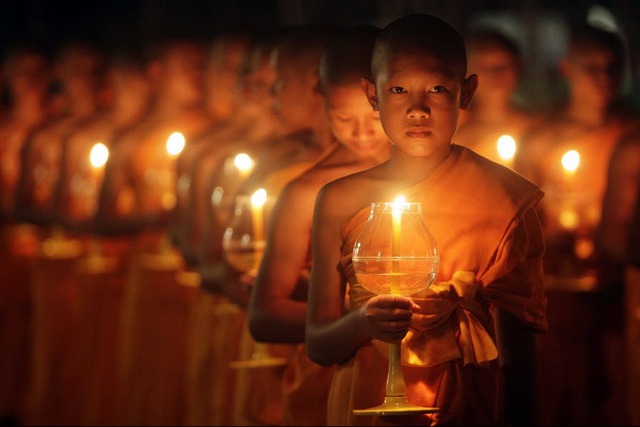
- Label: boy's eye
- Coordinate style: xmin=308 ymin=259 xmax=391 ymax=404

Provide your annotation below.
xmin=430 ymin=86 xmax=445 ymax=93
xmin=390 ymin=86 xmax=405 ymax=94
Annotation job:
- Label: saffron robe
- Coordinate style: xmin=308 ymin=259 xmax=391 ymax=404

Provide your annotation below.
xmin=332 ymin=144 xmax=547 ymax=426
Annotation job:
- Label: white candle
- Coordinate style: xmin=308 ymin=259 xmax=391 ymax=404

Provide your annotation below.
xmin=391 ymin=195 xmax=405 ymax=293
xmin=251 ymin=188 xmax=267 ymax=242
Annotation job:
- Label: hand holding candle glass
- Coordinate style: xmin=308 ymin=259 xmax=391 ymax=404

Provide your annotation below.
xmin=351 ymin=195 xmax=440 ymax=415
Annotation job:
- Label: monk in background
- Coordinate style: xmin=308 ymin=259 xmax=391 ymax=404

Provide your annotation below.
xmin=515 ymin=23 xmax=640 ymax=426
xmin=8 ymin=36 xmax=109 ymax=427
xmin=596 ymin=126 xmax=640 ymax=425
xmin=0 ymin=39 xmax=53 ymax=427
xmin=306 ymin=13 xmax=547 ymax=426
xmin=51 ymin=41 xmax=152 ymax=426
xmin=194 ymin=24 xmax=338 ymax=426
xmin=248 ymin=25 xmax=390 ymax=425
xmin=180 ymin=29 xmax=289 ymax=427
xmin=453 ymin=28 xmax=541 ymax=169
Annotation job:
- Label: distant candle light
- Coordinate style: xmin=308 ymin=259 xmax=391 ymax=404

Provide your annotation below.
xmin=166 ymin=132 xmax=186 ymax=156
xmin=251 ymin=188 xmax=268 ymax=243
xmin=562 ymin=150 xmax=580 ymax=173
xmin=234 ymin=152 xmax=254 ymax=174
xmin=89 ymin=143 xmax=109 ymax=168
xmin=496 ymin=134 xmax=516 ymax=161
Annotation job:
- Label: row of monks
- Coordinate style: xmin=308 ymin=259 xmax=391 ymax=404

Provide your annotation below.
xmin=0 ymin=18 xmax=639 ymax=427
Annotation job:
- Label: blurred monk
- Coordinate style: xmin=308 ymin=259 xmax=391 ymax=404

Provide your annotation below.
xmin=453 ymin=28 xmax=541 ymax=169
xmin=0 ymin=39 xmax=53 ymax=427
xmin=515 ymin=23 xmax=640 ymax=426
xmin=248 ymin=25 xmax=390 ymax=426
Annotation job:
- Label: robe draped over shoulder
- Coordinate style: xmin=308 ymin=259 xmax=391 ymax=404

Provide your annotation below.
xmin=330 ymin=144 xmax=547 ymax=426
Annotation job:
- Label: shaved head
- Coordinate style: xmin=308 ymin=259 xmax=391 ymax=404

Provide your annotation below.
xmin=372 ymin=13 xmax=467 ymax=80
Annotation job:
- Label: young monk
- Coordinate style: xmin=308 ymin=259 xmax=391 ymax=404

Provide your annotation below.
xmin=0 ymin=39 xmax=53 ymax=427
xmin=305 ymin=13 xmax=548 ymax=426
xmin=0 ymin=41 xmax=53 ymax=220
xmin=198 ymin=24 xmax=339 ymax=304
xmin=596 ymin=127 xmax=640 ymax=425
xmin=247 ymin=25 xmax=390 ymax=426
xmin=56 ymin=44 xmax=151 ymax=229
xmin=514 ymin=24 xmax=640 ymax=426
xmin=192 ymin=24 xmax=338 ymax=427
xmin=13 ymin=37 xmax=108 ymax=228
xmin=453 ymin=28 xmax=541 ymax=168
xmin=94 ymin=33 xmax=211 ymax=238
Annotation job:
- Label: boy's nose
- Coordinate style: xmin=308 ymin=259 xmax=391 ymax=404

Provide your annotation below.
xmin=407 ymin=105 xmax=430 ymax=119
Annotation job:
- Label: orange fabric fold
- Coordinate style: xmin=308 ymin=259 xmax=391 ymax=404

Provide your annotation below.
xmin=332 ymin=144 xmax=547 ymax=425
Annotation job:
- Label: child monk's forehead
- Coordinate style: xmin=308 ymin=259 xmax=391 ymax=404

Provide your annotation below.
xmin=372 ymin=14 xmax=467 ymax=79
xmin=374 ymin=43 xmax=466 ymax=80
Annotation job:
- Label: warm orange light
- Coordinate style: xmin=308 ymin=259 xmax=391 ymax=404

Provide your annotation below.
xmin=234 ymin=153 xmax=254 ymax=175
xmin=496 ymin=135 xmax=516 ymax=161
xmin=562 ymin=150 xmax=580 ymax=173
xmin=166 ymin=132 xmax=186 ymax=156
xmin=89 ymin=143 xmax=109 ymax=168
xmin=251 ymin=188 xmax=267 ymax=242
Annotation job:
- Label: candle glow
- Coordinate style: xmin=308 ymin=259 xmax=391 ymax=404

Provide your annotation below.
xmin=561 ymin=149 xmax=580 ymax=173
xmin=496 ymin=134 xmax=516 ymax=161
xmin=391 ymin=195 xmax=405 ymax=292
xmin=234 ymin=153 xmax=254 ymax=176
xmin=89 ymin=143 xmax=109 ymax=168
xmin=166 ymin=131 xmax=186 ymax=157
xmin=250 ymin=188 xmax=267 ymax=243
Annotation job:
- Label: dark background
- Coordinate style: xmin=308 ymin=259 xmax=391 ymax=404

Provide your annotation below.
xmin=0 ymin=0 xmax=639 ymax=110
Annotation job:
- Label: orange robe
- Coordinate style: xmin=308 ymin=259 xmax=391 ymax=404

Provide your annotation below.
xmin=334 ymin=145 xmax=547 ymax=425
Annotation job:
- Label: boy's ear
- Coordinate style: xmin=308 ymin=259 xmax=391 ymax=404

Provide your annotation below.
xmin=361 ymin=76 xmax=378 ymax=111
xmin=460 ymin=74 xmax=478 ymax=110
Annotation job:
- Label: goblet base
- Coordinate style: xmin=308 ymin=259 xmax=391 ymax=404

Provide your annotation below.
xmin=353 ymin=396 xmax=439 ymax=416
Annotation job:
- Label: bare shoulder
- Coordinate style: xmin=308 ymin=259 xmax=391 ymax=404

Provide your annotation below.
xmin=611 ymin=132 xmax=640 ymax=171
xmin=314 ymin=167 xmax=380 ymax=223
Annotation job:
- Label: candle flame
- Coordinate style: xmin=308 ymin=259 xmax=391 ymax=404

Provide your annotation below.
xmin=496 ymin=134 xmax=516 ymax=161
xmin=251 ymin=188 xmax=267 ymax=207
xmin=562 ymin=150 xmax=580 ymax=173
xmin=166 ymin=132 xmax=186 ymax=156
xmin=234 ymin=152 xmax=254 ymax=173
xmin=89 ymin=143 xmax=109 ymax=168
xmin=392 ymin=195 xmax=406 ymax=210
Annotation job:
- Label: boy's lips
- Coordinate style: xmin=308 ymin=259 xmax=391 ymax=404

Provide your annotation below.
xmin=406 ymin=126 xmax=431 ymax=138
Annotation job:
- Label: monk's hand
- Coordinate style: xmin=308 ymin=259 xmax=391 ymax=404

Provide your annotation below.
xmin=358 ymin=294 xmax=420 ymax=344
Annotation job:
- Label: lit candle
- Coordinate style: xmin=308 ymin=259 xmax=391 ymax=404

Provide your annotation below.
xmin=88 ymin=142 xmax=109 ymax=214
xmin=166 ymin=131 xmax=185 ymax=157
xmin=251 ymin=188 xmax=267 ymax=242
xmin=233 ymin=152 xmax=254 ymax=178
xmin=496 ymin=134 xmax=516 ymax=168
xmin=162 ymin=132 xmax=186 ymax=210
xmin=558 ymin=149 xmax=581 ymax=230
xmin=561 ymin=149 xmax=580 ymax=176
xmin=89 ymin=142 xmax=109 ymax=169
xmin=391 ymin=195 xmax=405 ymax=293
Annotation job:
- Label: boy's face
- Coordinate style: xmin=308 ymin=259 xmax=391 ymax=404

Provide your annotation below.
xmin=205 ymin=40 xmax=247 ymax=119
xmin=562 ymin=47 xmax=622 ymax=109
xmin=272 ymin=52 xmax=319 ymax=132
xmin=7 ymin=52 xmax=51 ymax=99
xmin=324 ymin=84 xmax=389 ymax=160
xmin=365 ymin=49 xmax=476 ymax=157
xmin=468 ymin=47 xmax=519 ymax=105
xmin=161 ymin=43 xmax=206 ymax=107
